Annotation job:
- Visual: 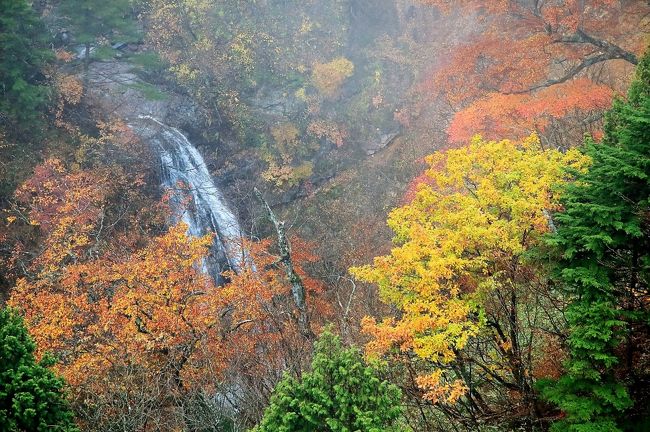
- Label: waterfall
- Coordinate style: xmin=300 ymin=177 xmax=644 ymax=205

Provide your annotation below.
xmin=132 ymin=116 xmax=246 ymax=282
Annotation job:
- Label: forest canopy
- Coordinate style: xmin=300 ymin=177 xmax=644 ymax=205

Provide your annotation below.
xmin=0 ymin=1 xmax=648 ymax=431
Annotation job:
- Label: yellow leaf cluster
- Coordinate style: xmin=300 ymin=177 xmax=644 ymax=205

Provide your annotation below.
xmin=307 ymin=120 xmax=348 ymax=147
xmin=416 ymin=371 xmax=468 ymax=404
xmin=351 ymin=134 xmax=588 ymax=403
xmin=271 ymin=122 xmax=300 ymax=160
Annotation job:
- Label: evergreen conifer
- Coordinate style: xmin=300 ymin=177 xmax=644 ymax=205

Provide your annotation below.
xmin=0 ymin=0 xmax=51 ymax=128
xmin=255 ymin=331 xmax=403 ymax=432
xmin=541 ymin=50 xmax=650 ymax=432
xmin=0 ymin=308 xmax=78 ymax=431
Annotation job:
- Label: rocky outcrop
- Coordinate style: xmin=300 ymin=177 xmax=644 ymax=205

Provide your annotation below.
xmin=364 ymin=130 xmax=400 ymax=155
xmin=84 ymin=61 xmax=199 ymax=129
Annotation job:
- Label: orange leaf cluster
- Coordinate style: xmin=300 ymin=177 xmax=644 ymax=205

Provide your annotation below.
xmin=54 ymin=74 xmax=83 ymax=129
xmin=307 ymin=120 xmax=348 ymax=148
xmin=10 ymin=219 xmax=329 ymax=420
xmin=9 ymin=150 xmax=330 ymax=424
xmin=447 ymin=78 xmax=615 ymax=143
xmin=13 ymin=159 xmax=111 ymax=272
xmin=415 ymin=0 xmax=647 ymax=144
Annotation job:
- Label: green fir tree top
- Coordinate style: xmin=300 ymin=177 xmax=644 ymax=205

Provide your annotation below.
xmin=59 ymin=0 xmax=140 ymax=46
xmin=0 ymin=308 xmax=79 ymax=431
xmin=0 ymin=0 xmax=52 ymax=128
xmin=254 ymin=331 xmax=403 ymax=432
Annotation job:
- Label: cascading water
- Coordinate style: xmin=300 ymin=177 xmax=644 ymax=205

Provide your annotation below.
xmin=132 ymin=116 xmax=246 ymax=282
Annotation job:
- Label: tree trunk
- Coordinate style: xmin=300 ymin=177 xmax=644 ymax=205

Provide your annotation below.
xmin=254 ymin=188 xmax=314 ymax=340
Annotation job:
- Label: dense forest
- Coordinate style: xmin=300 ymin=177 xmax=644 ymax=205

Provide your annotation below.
xmin=0 ymin=1 xmax=648 ymax=431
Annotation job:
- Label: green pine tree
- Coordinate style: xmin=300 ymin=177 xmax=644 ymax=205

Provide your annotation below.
xmin=0 ymin=308 xmax=79 ymax=431
xmin=0 ymin=0 xmax=52 ymax=129
xmin=254 ymin=331 xmax=403 ymax=432
xmin=540 ymin=49 xmax=650 ymax=432
xmin=59 ymin=0 xmax=139 ymax=73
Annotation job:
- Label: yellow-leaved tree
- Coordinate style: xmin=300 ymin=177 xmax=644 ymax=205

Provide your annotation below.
xmin=351 ymin=134 xmax=589 ymax=428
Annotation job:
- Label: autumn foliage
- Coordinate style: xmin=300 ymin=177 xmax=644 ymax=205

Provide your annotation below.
xmin=5 ymin=117 xmax=329 ymax=429
xmin=311 ymin=57 xmax=355 ymax=98
xmin=417 ymin=0 xmax=647 ymax=145
xmin=446 ymin=78 xmax=614 ymax=143
xmin=3 ymin=0 xmax=650 ymax=430
xmin=10 ymin=218 xmax=327 ymax=429
xmin=352 ymin=134 xmax=589 ymax=425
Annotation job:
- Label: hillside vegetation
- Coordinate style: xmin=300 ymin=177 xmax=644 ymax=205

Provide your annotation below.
xmin=0 ymin=1 xmax=648 ymax=431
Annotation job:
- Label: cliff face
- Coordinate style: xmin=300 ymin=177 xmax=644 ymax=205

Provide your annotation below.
xmin=84 ymin=61 xmax=198 ymax=128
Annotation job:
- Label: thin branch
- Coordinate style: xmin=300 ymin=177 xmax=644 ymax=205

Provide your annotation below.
xmin=508 ymin=53 xmax=618 ymax=94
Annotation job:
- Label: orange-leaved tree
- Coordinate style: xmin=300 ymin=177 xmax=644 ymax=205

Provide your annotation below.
xmin=5 ymin=129 xmax=228 ymax=429
xmin=8 ymin=149 xmax=329 ymax=429
xmin=351 ymin=134 xmax=589 ymax=429
xmin=417 ymin=0 xmax=648 ymax=147
xmin=219 ymin=236 xmax=330 ymax=423
xmin=9 ymin=222 xmax=231 ymax=430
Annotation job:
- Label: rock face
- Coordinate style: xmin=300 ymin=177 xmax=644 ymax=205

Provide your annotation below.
xmin=249 ymin=86 xmax=303 ymax=118
xmin=84 ymin=61 xmax=198 ymax=128
xmin=365 ymin=130 xmax=400 ymax=155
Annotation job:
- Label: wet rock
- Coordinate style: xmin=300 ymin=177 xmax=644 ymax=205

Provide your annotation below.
xmin=248 ymin=86 xmax=303 ymax=120
xmin=365 ymin=130 xmax=400 ymax=155
xmin=83 ymin=60 xmax=199 ymax=128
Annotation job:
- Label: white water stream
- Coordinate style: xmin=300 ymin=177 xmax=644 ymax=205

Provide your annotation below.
xmin=133 ymin=116 xmax=246 ymax=281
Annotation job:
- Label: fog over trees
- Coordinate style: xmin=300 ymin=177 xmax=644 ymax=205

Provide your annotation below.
xmin=0 ymin=1 xmax=648 ymax=431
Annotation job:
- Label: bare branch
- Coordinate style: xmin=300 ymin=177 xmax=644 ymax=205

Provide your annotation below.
xmin=507 ymin=29 xmax=637 ymax=95
xmin=508 ymin=53 xmax=618 ymax=94
xmin=230 ymin=319 xmax=254 ymax=332
xmin=563 ymin=29 xmax=638 ymax=65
